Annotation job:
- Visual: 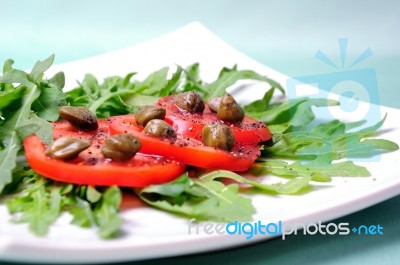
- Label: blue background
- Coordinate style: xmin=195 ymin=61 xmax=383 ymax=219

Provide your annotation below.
xmin=1 ymin=1 xmax=400 ymax=264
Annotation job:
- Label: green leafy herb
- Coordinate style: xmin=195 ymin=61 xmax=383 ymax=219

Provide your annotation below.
xmin=65 ymin=67 xmax=182 ymax=118
xmin=264 ymin=115 xmax=398 ymax=160
xmin=252 ymin=158 xmax=370 ymax=183
xmin=0 ymin=55 xmax=65 ymax=193
xmin=139 ymin=173 xmax=255 ymax=222
xmin=204 ymin=65 xmax=284 ymax=100
xmin=6 ymin=177 xmax=60 ymax=236
xmin=1 ymin=57 xmax=398 ymax=240
xmin=139 ymin=169 xmax=312 ymax=222
xmin=198 ymin=170 xmax=311 ymax=194
xmin=93 ymin=186 xmax=123 ymax=238
xmin=5 ymin=171 xmax=122 ymax=238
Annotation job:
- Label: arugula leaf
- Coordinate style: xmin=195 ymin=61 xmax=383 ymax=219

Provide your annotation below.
xmin=65 ymin=63 xmax=284 ymax=119
xmin=184 ymin=63 xmax=201 ymax=85
xmin=66 ymin=68 xmax=181 ymax=118
xmin=266 ymin=116 xmax=399 ymax=160
xmin=361 ymin=139 xmax=399 ymax=151
xmin=66 ymin=74 xmax=130 ymax=117
xmin=199 ymin=170 xmax=311 ymax=194
xmin=181 ymin=63 xmax=208 ymax=94
xmin=0 ymin=85 xmax=41 ymax=191
xmin=159 ymin=67 xmax=183 ymax=96
xmin=6 ymin=170 xmax=123 ymax=238
xmin=139 ymin=169 xmax=312 ymax=221
xmin=31 ymin=72 xmax=66 ymax=121
xmin=123 ymin=94 xmax=159 ymax=109
xmin=203 ymin=65 xmax=284 ymax=100
xmin=19 ymin=115 xmax=53 ymax=144
xmin=48 ymin=71 xmax=66 ymax=89
xmin=69 ymin=198 xmax=97 ymax=228
xmin=244 ymin=86 xmax=398 ymax=162
xmin=64 ymin=185 xmax=123 ymax=238
xmin=29 ymin=54 xmax=55 ymax=83
xmin=132 ymin=67 xmax=169 ymax=95
xmin=243 ymin=86 xmax=285 ymax=113
xmin=81 ymin=73 xmax=100 ymax=100
xmin=93 ymin=186 xmax=123 ymax=238
xmin=0 ymin=68 xmax=31 ymax=85
xmin=2 ymin=59 xmax=14 ymax=74
xmin=245 ymin=96 xmax=338 ymax=127
xmin=86 ymin=186 xmax=102 ymax=203
xmin=0 ymin=55 xmax=65 ymax=193
xmin=252 ymin=159 xmax=370 ymax=183
xmin=6 ymin=178 xmax=61 ymax=236
xmin=0 ymin=86 xmax=26 ymax=110
xmin=139 ymin=173 xmax=255 ymax=222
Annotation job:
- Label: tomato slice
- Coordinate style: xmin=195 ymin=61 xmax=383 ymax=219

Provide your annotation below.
xmin=23 ymin=120 xmax=185 ymax=187
xmin=156 ymin=95 xmax=272 ymax=144
xmin=108 ymin=115 xmax=261 ymax=171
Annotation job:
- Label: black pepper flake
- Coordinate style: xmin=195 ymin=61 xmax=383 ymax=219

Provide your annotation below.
xmin=86 ymin=157 xmax=99 ymax=165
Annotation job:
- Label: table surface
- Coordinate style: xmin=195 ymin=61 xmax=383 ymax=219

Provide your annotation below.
xmin=1 ymin=1 xmax=400 ymax=264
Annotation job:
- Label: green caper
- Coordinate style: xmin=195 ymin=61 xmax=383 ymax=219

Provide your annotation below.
xmin=217 ymin=94 xmax=244 ymax=123
xmin=175 ymin=92 xmax=205 ymax=113
xmin=207 ymin=96 xmax=222 ymax=113
xmin=59 ymin=106 xmax=98 ymax=131
xmin=45 ymin=136 xmax=91 ymax=160
xmin=101 ymin=134 xmax=141 ymax=162
xmin=201 ymin=122 xmax=235 ymax=151
xmin=135 ymin=106 xmax=166 ymax=127
xmin=144 ymin=119 xmax=176 ymax=138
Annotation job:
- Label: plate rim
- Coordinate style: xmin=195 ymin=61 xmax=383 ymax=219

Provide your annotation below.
xmin=1 ymin=21 xmax=399 ymax=264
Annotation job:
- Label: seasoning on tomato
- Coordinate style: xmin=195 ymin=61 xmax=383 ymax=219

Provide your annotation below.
xmin=108 ymin=115 xmax=262 ymax=172
xmin=156 ymin=94 xmax=272 ymax=145
xmin=23 ymin=120 xmax=185 ymax=187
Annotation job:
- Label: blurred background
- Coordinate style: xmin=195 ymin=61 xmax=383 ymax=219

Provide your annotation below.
xmin=1 ymin=0 xmax=399 ymax=107
xmin=1 ymin=1 xmax=400 ymax=264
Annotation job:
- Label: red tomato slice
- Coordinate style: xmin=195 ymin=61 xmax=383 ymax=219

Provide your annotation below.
xmin=156 ymin=95 xmax=272 ymax=144
xmin=108 ymin=115 xmax=261 ymax=171
xmin=23 ymin=120 xmax=185 ymax=187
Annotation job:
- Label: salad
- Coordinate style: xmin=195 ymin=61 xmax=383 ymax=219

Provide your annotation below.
xmin=0 ymin=55 xmax=398 ymax=239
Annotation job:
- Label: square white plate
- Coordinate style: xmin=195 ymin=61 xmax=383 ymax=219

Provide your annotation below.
xmin=0 ymin=22 xmax=399 ymax=264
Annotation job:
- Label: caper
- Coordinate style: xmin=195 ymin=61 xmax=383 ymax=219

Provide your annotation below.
xmin=217 ymin=94 xmax=244 ymax=123
xmin=135 ymin=106 xmax=166 ymax=127
xmin=144 ymin=119 xmax=176 ymax=138
xmin=45 ymin=136 xmax=91 ymax=160
xmin=201 ymin=122 xmax=235 ymax=151
xmin=59 ymin=106 xmax=98 ymax=131
xmin=101 ymin=134 xmax=141 ymax=162
xmin=175 ymin=92 xmax=205 ymax=113
xmin=207 ymin=96 xmax=222 ymax=113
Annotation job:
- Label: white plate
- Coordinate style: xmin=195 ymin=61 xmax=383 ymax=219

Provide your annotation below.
xmin=1 ymin=22 xmax=399 ymax=264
